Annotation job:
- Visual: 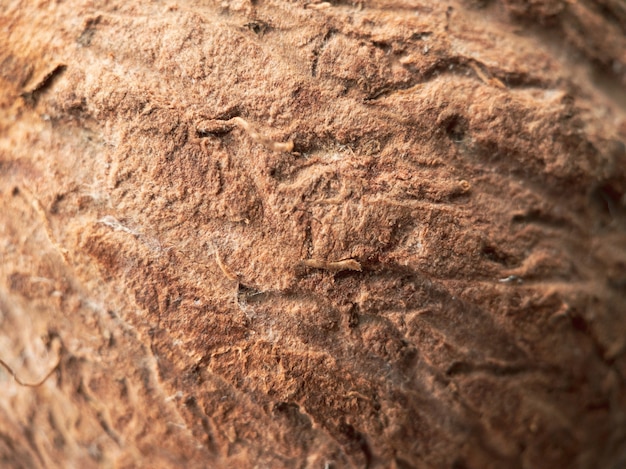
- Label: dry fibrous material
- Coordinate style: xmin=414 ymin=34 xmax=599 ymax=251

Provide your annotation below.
xmin=0 ymin=337 xmax=61 ymax=388
xmin=230 ymin=117 xmax=295 ymax=153
xmin=300 ymin=258 xmax=363 ymax=272
xmin=1 ymin=1 xmax=625 ymax=468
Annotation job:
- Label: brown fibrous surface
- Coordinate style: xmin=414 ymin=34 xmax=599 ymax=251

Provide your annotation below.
xmin=1 ymin=1 xmax=626 ymax=468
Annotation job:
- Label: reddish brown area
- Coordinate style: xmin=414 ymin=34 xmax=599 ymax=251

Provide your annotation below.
xmin=1 ymin=1 xmax=625 ymax=468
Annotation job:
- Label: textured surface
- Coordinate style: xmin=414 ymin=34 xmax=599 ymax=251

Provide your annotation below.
xmin=1 ymin=0 xmax=626 ymax=468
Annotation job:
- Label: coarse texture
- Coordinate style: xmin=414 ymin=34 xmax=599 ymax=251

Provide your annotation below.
xmin=1 ymin=0 xmax=625 ymax=468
